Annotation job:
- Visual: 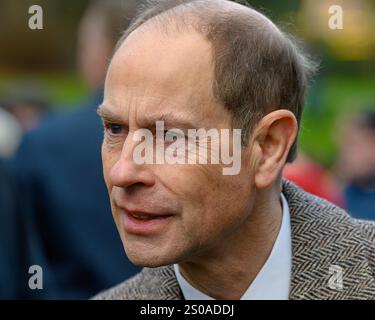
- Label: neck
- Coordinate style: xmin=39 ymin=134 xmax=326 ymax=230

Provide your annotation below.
xmin=178 ymin=186 xmax=283 ymax=300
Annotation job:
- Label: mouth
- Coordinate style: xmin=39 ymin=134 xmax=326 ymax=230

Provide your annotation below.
xmin=122 ymin=209 xmax=174 ymax=235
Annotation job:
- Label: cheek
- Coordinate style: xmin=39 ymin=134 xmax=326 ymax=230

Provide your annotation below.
xmin=156 ymin=164 xmax=253 ymax=231
xmin=101 ymin=144 xmax=118 ymax=189
xmin=156 ymin=164 xmax=219 ymax=205
xmin=101 ymin=147 xmax=111 ymax=188
xmin=209 ymin=174 xmax=253 ymax=221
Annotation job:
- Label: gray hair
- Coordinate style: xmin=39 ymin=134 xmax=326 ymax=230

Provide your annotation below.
xmin=115 ymin=0 xmax=318 ymax=162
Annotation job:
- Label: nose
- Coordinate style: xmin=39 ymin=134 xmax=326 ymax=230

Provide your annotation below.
xmin=108 ymin=133 xmax=156 ymax=189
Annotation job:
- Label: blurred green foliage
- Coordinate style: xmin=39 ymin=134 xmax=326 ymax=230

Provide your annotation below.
xmin=0 ymin=73 xmax=88 ymax=108
xmin=301 ymin=75 xmax=375 ymax=166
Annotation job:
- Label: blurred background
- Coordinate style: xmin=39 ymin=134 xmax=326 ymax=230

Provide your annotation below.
xmin=0 ymin=0 xmax=374 ymax=299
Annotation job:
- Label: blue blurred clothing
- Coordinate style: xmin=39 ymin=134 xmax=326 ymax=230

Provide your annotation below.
xmin=9 ymin=93 xmax=140 ymax=299
xmin=345 ymin=183 xmax=375 ymax=221
xmin=0 ymin=159 xmax=23 ymax=299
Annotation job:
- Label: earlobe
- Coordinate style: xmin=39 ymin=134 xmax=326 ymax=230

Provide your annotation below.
xmin=253 ymin=110 xmax=298 ymax=189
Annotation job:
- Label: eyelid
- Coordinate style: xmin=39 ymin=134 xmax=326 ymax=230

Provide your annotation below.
xmin=163 ymin=129 xmax=187 ymax=142
xmin=102 ymin=119 xmax=128 ymax=128
xmin=164 ymin=131 xmax=176 ymax=142
xmin=103 ymin=122 xmax=129 ymax=137
xmin=102 ymin=119 xmax=120 ymax=125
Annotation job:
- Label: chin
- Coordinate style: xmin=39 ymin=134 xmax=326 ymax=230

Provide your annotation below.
xmin=126 ymin=253 xmax=175 ymax=268
xmin=123 ymin=244 xmax=179 ymax=268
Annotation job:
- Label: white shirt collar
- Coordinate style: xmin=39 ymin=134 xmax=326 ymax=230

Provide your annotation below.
xmin=174 ymin=192 xmax=292 ymax=300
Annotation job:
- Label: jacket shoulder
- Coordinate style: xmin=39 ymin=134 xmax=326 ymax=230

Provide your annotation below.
xmin=354 ymin=219 xmax=375 ymax=237
xmin=283 ymin=179 xmax=375 ymax=299
xmin=92 ymin=266 xmax=182 ymax=300
xmin=352 ymin=218 xmax=375 ymax=255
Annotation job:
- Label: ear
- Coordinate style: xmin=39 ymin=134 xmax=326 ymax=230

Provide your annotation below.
xmin=252 ymin=110 xmax=298 ymax=189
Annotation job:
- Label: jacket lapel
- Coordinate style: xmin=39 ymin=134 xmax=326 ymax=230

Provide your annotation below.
xmin=148 ymin=265 xmax=183 ymax=300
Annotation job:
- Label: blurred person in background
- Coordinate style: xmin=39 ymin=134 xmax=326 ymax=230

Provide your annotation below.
xmin=7 ymin=0 xmax=141 ymax=299
xmin=336 ymin=109 xmax=375 ymax=220
xmin=0 ymin=107 xmax=22 ymax=158
xmin=0 ymin=82 xmax=49 ymax=160
xmin=0 ymin=158 xmax=35 ymax=299
xmin=283 ymin=151 xmax=344 ymax=207
xmin=0 ymin=82 xmax=50 ymax=132
xmin=0 ymin=159 xmax=22 ymax=299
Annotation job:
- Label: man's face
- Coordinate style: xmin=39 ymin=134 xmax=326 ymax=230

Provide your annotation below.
xmin=101 ymin=28 xmax=255 ymax=267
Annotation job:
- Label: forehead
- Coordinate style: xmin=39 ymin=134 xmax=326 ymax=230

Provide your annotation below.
xmin=109 ymin=23 xmax=213 ymax=82
xmin=104 ymin=26 xmax=224 ymax=122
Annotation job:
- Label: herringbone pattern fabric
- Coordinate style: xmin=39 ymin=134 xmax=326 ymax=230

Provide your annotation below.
xmin=93 ymin=180 xmax=375 ymax=300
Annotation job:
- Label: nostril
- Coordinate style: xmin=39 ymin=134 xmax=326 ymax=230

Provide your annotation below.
xmin=108 ymin=156 xmax=156 ymax=189
xmin=125 ymin=182 xmax=149 ymax=195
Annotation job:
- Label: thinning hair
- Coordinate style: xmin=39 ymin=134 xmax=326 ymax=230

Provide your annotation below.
xmin=114 ymin=0 xmax=318 ymax=162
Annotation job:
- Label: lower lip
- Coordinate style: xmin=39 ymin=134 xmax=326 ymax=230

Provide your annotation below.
xmin=122 ymin=210 xmax=173 ymax=235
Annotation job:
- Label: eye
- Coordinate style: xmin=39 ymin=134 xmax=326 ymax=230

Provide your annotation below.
xmin=107 ymin=123 xmax=123 ymax=135
xmin=164 ymin=130 xmax=177 ymax=143
xmin=163 ymin=130 xmax=186 ymax=144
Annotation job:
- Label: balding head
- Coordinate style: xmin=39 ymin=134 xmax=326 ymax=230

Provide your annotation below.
xmin=117 ymin=0 xmax=281 ymax=42
xmin=113 ymin=0 xmax=317 ymax=162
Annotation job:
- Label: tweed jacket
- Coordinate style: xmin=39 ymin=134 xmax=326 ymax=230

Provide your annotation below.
xmin=94 ymin=180 xmax=375 ymax=300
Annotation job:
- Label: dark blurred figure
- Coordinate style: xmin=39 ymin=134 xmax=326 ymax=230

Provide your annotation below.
xmin=0 ymin=160 xmax=23 ymax=299
xmin=7 ymin=0 xmax=141 ymax=299
xmin=336 ymin=109 xmax=375 ymax=220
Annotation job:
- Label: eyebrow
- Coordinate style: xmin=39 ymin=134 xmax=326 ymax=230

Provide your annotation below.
xmin=97 ymin=105 xmax=199 ymax=130
xmin=97 ymin=105 xmax=123 ymax=123
xmin=141 ymin=112 xmax=198 ymax=130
